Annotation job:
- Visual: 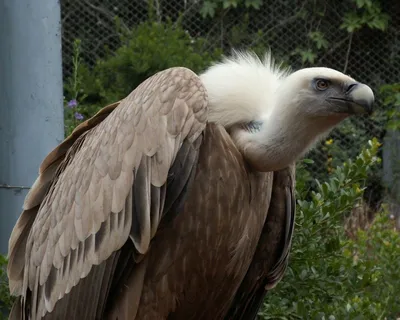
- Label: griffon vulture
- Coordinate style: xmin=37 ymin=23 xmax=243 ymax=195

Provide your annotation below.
xmin=7 ymin=51 xmax=374 ymax=320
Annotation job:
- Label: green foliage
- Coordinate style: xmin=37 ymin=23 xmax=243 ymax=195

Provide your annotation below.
xmin=295 ymin=158 xmax=315 ymax=201
xmin=343 ymin=209 xmax=400 ymax=317
xmin=200 ymin=0 xmax=263 ymax=18
xmin=75 ymin=19 xmax=221 ymax=107
xmin=340 ymin=0 xmax=390 ymax=32
xmin=308 ymin=31 xmax=329 ymax=50
xmin=260 ymin=138 xmax=400 ymax=319
xmin=64 ymin=39 xmax=86 ymax=102
xmin=302 ymin=116 xmax=385 ymax=208
xmin=291 ymin=30 xmax=330 ymax=65
xmin=0 ymin=255 xmax=14 ymax=319
xmin=287 ymin=0 xmax=389 ymax=66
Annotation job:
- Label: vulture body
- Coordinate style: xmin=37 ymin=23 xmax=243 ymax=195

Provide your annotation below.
xmin=7 ymin=52 xmax=374 ymax=320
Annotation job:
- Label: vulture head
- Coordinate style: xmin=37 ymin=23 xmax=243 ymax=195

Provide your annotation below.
xmin=200 ymin=51 xmax=374 ymax=172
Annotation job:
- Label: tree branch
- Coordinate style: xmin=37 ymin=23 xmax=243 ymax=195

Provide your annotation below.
xmin=343 ymin=32 xmax=353 ymax=74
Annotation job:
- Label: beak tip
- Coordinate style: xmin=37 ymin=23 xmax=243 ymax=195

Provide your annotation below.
xmin=350 ymin=83 xmax=375 ymax=115
xmin=358 ymin=99 xmax=374 ymax=115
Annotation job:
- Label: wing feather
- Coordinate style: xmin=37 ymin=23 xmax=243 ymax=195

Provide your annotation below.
xmin=225 ymin=164 xmax=296 ymax=320
xmin=8 ymin=67 xmax=208 ymax=319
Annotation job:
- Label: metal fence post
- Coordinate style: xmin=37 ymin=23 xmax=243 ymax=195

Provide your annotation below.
xmin=0 ymin=0 xmax=64 ymax=254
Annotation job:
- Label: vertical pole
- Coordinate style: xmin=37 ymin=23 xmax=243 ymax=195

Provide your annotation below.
xmin=383 ymin=130 xmax=400 ymax=229
xmin=0 ymin=0 xmax=64 ymax=254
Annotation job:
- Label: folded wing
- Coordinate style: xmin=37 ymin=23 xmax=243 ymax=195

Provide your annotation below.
xmin=224 ymin=165 xmax=296 ymax=320
xmin=7 ymin=67 xmax=208 ymax=319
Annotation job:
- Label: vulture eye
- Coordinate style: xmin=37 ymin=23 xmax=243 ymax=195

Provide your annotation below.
xmin=315 ymin=79 xmax=329 ymax=91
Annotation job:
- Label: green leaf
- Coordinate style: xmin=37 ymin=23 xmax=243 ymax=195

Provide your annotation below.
xmin=309 ymin=31 xmax=329 ymax=50
xmin=200 ymin=1 xmax=218 ymax=18
xmin=223 ymin=0 xmax=238 ymax=9
xmin=244 ymin=0 xmax=262 ymax=9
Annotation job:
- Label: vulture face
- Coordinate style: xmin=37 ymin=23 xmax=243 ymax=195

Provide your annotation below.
xmin=283 ymin=67 xmax=374 ymax=118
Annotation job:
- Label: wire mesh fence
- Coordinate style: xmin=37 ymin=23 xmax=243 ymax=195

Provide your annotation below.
xmin=60 ymin=0 xmax=400 ymax=205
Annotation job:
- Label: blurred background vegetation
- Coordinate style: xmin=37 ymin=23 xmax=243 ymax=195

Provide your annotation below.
xmin=1 ymin=0 xmax=400 ymax=319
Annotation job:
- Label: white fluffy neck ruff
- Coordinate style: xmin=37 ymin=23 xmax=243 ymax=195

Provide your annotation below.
xmin=199 ymin=51 xmax=342 ymax=172
xmin=200 ymin=51 xmax=290 ymax=128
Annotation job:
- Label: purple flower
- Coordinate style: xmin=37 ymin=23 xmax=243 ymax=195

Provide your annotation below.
xmin=74 ymin=112 xmax=84 ymax=121
xmin=67 ymin=99 xmax=78 ymax=108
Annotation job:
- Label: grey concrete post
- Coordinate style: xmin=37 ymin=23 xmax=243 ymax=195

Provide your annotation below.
xmin=0 ymin=0 xmax=64 ymax=254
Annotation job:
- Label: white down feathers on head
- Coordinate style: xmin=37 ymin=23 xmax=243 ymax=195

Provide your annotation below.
xmin=200 ymin=50 xmax=291 ymax=128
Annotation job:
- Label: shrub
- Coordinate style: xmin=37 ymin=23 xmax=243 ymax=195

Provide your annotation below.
xmin=72 ymin=19 xmax=222 ymax=106
xmin=259 ymin=138 xmax=400 ymax=319
xmin=303 ymin=115 xmax=385 ymax=207
xmin=339 ymin=210 xmax=400 ymax=318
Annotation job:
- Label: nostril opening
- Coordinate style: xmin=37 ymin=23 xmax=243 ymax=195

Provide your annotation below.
xmin=346 ymin=83 xmax=358 ymax=94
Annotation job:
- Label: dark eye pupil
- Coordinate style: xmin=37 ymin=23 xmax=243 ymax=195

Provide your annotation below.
xmin=317 ymin=80 xmax=327 ymax=88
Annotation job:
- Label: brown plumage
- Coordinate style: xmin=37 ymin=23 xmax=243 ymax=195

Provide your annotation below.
xmin=7 ymin=51 xmax=374 ymax=319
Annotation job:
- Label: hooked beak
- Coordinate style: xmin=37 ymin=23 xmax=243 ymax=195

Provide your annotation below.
xmin=326 ymin=82 xmax=374 ymax=115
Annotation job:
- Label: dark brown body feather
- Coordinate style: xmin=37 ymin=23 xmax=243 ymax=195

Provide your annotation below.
xmin=7 ymin=67 xmax=295 ymax=320
xmin=107 ymin=124 xmax=274 ymax=320
xmin=224 ymin=166 xmax=295 ymax=320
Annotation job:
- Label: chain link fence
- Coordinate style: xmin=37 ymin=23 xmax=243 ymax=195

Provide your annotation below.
xmin=60 ymin=0 xmax=400 ymax=208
